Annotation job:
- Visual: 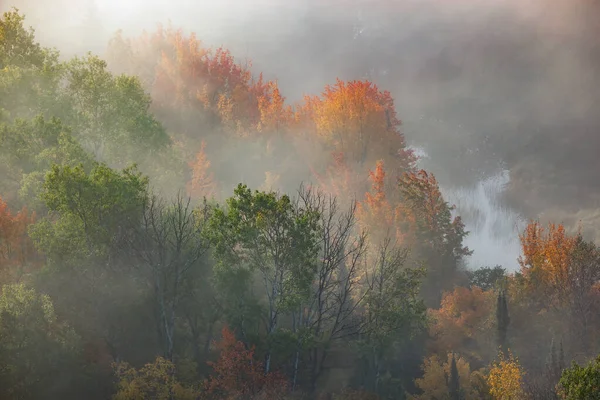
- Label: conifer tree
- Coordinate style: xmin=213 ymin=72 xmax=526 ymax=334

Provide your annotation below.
xmin=449 ymin=353 xmax=461 ymax=400
xmin=550 ymin=338 xmax=558 ymax=374
xmin=559 ymin=339 xmax=566 ymax=372
xmin=496 ymin=291 xmax=510 ymax=352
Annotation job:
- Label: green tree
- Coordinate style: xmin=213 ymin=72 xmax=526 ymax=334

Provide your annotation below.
xmin=206 ymin=184 xmax=321 ymax=373
xmin=558 ymin=355 xmax=600 ymax=400
xmin=61 ymin=54 xmax=171 ymax=167
xmin=125 ymin=193 xmax=211 ymax=361
xmin=33 ymin=163 xmax=149 ymax=258
xmin=356 ymin=236 xmax=428 ymax=397
xmin=0 ymin=283 xmax=81 ymax=399
xmin=294 ymin=186 xmax=369 ymax=392
xmin=0 ymin=8 xmax=53 ymax=70
xmin=0 ymin=9 xmax=61 ymax=120
xmin=29 ymin=163 xmax=153 ymax=365
xmin=467 ymin=266 xmax=506 ymax=291
xmin=0 ymin=115 xmax=94 ymax=209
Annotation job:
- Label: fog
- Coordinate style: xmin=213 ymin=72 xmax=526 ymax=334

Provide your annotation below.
xmin=6 ymin=0 xmax=599 ymax=272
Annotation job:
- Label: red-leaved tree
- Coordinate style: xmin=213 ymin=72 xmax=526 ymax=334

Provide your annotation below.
xmin=203 ymin=326 xmax=288 ymax=400
xmin=0 ymin=196 xmax=39 ymax=284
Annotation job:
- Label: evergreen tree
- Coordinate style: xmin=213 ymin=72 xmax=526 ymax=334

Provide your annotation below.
xmin=496 ymin=291 xmax=510 ymax=352
xmin=449 ymin=353 xmax=461 ymax=400
xmin=550 ymin=337 xmax=558 ymax=376
xmin=559 ymin=339 xmax=566 ymax=372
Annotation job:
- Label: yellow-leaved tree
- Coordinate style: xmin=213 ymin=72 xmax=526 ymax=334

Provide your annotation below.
xmin=113 ymin=357 xmax=200 ymax=400
xmin=487 ymin=350 xmax=525 ymax=400
xmin=411 ymin=353 xmax=489 ymax=399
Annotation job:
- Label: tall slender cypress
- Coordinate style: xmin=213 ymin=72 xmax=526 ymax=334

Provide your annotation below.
xmin=547 ymin=337 xmax=559 ymax=380
xmin=496 ymin=290 xmax=510 ymax=352
xmin=559 ymin=339 xmax=566 ymax=372
xmin=449 ymin=353 xmax=461 ymax=400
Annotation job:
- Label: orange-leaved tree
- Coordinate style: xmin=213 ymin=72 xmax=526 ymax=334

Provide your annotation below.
xmin=256 ymin=80 xmax=293 ymax=135
xmin=356 ymin=160 xmax=406 ymax=244
xmin=311 ymin=151 xmax=364 ymax=203
xmin=517 ymin=221 xmax=600 ymax=350
xmin=429 ymin=286 xmax=495 ymax=362
xmin=203 ymin=326 xmax=288 ymax=399
xmin=0 ymin=196 xmax=39 ymax=284
xmin=518 ymin=221 xmax=591 ymax=309
xmin=109 ymin=24 xmax=270 ymax=140
xmin=187 ymin=141 xmax=217 ymax=200
xmin=306 ymin=79 xmax=415 ymax=171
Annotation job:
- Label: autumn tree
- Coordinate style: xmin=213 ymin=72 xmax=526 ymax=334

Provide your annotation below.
xmin=187 ymin=140 xmax=217 ymax=199
xmin=518 ymin=221 xmax=600 ymax=349
xmin=398 ymin=169 xmax=471 ymax=306
xmin=0 ymin=196 xmax=39 ymax=284
xmin=312 ymin=151 xmax=364 ymax=203
xmin=356 ymin=160 xmax=398 ymax=244
xmin=429 ymin=286 xmax=495 ymax=363
xmin=114 ymin=25 xmax=263 ymax=137
xmin=487 ymin=350 xmax=525 ymax=400
xmin=411 ymin=352 xmax=488 ymax=400
xmin=257 ymin=80 xmax=293 ymax=135
xmin=203 ymin=326 xmax=288 ymax=399
xmin=113 ymin=357 xmax=200 ymax=400
xmin=307 ymin=79 xmax=415 ymax=171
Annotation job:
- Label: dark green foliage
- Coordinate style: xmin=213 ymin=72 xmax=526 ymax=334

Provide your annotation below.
xmin=467 ymin=266 xmax=506 ymax=291
xmin=33 ymin=162 xmax=149 ymax=260
xmin=448 ymin=353 xmax=461 ymax=400
xmin=0 ymin=283 xmax=82 ymax=399
xmin=206 ymin=184 xmax=321 ymax=372
xmin=559 ymin=340 xmax=565 ymax=372
xmin=558 ymin=356 xmax=600 ymax=400
xmin=355 ymin=238 xmax=428 ymax=397
xmin=0 ymin=115 xmax=94 ymax=209
xmin=496 ymin=290 xmax=510 ymax=352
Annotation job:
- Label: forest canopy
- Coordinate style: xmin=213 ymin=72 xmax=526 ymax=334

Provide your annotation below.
xmin=1 ymin=7 xmax=600 ymax=400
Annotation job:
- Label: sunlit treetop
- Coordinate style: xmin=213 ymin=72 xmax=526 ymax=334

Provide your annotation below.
xmin=303 ymin=78 xmax=415 ymax=171
xmin=0 ymin=8 xmax=58 ymax=70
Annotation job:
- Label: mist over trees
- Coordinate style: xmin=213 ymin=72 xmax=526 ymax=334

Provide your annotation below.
xmin=2 ymin=6 xmax=600 ymax=399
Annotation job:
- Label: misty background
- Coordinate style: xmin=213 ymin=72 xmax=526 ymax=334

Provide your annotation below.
xmin=5 ymin=0 xmax=600 ymax=272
